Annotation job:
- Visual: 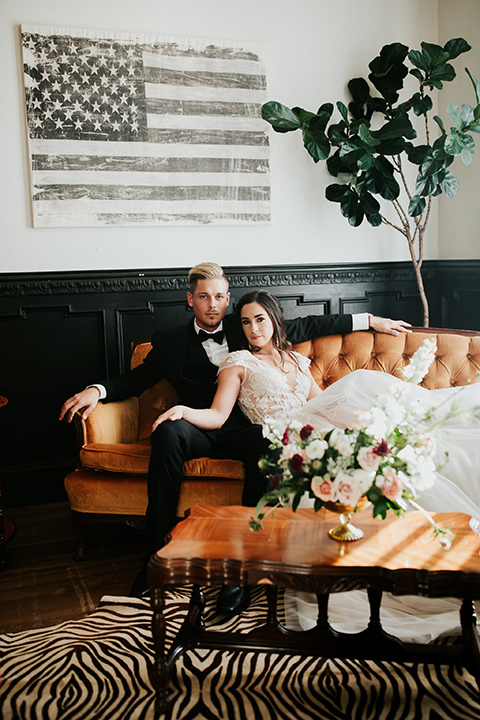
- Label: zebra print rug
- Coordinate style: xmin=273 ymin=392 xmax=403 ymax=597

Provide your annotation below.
xmin=1 ymin=586 xmax=479 ymax=720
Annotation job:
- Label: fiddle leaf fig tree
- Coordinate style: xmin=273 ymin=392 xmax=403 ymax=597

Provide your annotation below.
xmin=262 ymin=38 xmax=480 ymax=326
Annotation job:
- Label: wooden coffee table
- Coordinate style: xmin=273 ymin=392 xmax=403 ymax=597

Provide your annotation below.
xmin=147 ymin=504 xmax=480 ymax=714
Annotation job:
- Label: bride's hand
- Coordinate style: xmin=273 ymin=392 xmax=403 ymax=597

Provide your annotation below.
xmin=152 ymin=405 xmax=185 ymax=432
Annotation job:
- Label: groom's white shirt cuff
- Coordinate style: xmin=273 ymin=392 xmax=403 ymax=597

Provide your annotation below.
xmin=89 ymin=313 xmax=371 ymax=399
xmin=352 ymin=313 xmax=371 ymax=332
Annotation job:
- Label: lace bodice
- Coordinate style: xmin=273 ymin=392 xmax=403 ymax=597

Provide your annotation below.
xmin=219 ymin=350 xmax=313 ymax=427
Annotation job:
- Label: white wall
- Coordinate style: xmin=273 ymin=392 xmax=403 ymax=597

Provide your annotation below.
xmin=438 ymin=0 xmax=480 ymax=259
xmin=2 ymin=0 xmax=465 ymax=274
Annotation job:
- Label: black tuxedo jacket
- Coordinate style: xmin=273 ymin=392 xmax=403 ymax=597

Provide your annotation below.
xmin=102 ymin=312 xmax=353 ymax=406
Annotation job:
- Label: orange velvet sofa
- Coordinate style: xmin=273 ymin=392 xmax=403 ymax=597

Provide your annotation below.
xmin=64 ymin=326 xmax=480 ymax=559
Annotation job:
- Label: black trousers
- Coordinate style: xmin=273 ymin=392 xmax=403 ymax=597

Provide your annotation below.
xmin=146 ymin=418 xmax=271 ymax=552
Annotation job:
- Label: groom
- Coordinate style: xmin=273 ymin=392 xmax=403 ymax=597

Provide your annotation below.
xmin=60 ymin=262 xmax=411 ymax=611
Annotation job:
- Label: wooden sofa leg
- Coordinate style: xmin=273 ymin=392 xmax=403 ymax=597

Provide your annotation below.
xmin=71 ymin=511 xmax=88 ymax=561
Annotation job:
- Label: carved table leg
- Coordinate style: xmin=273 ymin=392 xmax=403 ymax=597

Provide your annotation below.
xmin=150 ymin=585 xmax=171 ymax=715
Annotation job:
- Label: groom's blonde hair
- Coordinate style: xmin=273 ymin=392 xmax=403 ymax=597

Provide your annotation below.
xmin=188 ymin=262 xmax=228 ymax=293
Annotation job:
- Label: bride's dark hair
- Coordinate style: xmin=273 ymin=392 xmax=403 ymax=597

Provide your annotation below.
xmin=235 ymin=290 xmax=291 ymax=354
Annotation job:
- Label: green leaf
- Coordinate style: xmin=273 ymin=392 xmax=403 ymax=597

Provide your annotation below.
xmin=405 ymin=144 xmax=431 ymax=165
xmin=409 ymin=49 xmax=431 ymax=73
xmin=447 ymin=104 xmax=464 ymax=130
xmin=348 ymin=207 xmax=365 ymax=227
xmin=410 ymin=68 xmax=425 ymax=83
xmin=317 ymin=102 xmax=334 ymax=119
xmin=408 ymin=195 xmax=426 ymax=217
xmin=325 ymin=183 xmax=349 ymax=203
xmin=358 ymin=153 xmax=374 ymax=171
xmin=445 ymin=131 xmax=475 ymax=156
xmin=440 ymin=170 xmax=460 ymax=197
xmin=443 ymin=38 xmax=471 ymax=60
xmin=360 ymin=191 xmax=380 ymax=215
xmin=261 ymin=101 xmax=301 ymax=133
xmin=433 ymin=115 xmax=446 ymax=133
xmin=326 ymin=149 xmax=354 ymax=177
xmin=336 ymin=101 xmax=349 ymax=124
xmin=358 ymin=122 xmax=380 ymax=146
xmin=420 ymin=42 xmax=450 ymax=68
xmin=424 ymin=64 xmax=455 ymax=90
xmin=461 ymin=104 xmax=475 ymax=125
xmin=292 ymin=107 xmax=316 ymax=125
xmin=348 ymin=77 xmax=371 ymax=105
xmin=364 ymin=157 xmax=400 ymax=200
xmin=365 ymin=211 xmax=382 ymax=227
xmin=368 ymin=42 xmax=409 ymax=104
xmin=376 ymin=137 xmax=406 ymax=156
xmin=340 ymin=189 xmax=359 ymax=218
xmin=461 ymin=146 xmax=473 ymax=165
xmin=302 ymin=121 xmax=330 ymax=162
xmin=415 ymin=171 xmax=437 ymax=197
xmin=374 ymin=117 xmax=416 ymax=141
xmin=466 ymin=68 xmax=480 ymax=106
xmin=411 ymin=92 xmax=433 ymax=116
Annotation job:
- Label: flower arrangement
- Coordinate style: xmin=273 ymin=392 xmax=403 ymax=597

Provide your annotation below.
xmin=250 ymin=339 xmax=475 ymax=548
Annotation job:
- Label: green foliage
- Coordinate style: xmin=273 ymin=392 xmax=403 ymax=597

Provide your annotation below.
xmin=261 ymin=38 xmax=479 ymax=230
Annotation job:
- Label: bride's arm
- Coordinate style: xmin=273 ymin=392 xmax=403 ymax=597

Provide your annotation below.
xmin=152 ymin=366 xmax=244 ymax=431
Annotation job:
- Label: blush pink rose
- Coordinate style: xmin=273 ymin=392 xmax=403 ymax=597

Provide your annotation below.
xmin=357 ymin=447 xmax=381 ymax=472
xmin=332 ymin=472 xmax=363 ymax=506
xmin=379 ymin=467 xmax=404 ymax=501
xmin=311 ymin=477 xmax=334 ymax=502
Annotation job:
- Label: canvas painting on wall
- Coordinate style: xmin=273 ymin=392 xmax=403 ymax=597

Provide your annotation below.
xmin=21 ymin=24 xmax=270 ymax=227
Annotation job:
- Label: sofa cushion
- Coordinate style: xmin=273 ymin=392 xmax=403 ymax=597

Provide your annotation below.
xmin=80 ymin=439 xmax=245 ymax=479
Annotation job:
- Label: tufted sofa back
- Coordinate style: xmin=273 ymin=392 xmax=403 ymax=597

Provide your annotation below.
xmin=130 ymin=327 xmax=480 ymax=432
xmin=293 ymin=328 xmax=480 ymax=390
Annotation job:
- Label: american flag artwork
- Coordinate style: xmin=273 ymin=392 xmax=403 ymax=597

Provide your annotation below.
xmin=21 ymin=25 xmax=270 ymax=227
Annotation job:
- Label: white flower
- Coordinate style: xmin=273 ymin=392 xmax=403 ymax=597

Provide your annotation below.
xmin=401 ymin=338 xmax=437 ymax=384
xmin=351 ymin=468 xmax=374 ymax=493
xmin=362 ymin=407 xmax=389 ymax=440
xmin=305 ymin=438 xmax=329 ymax=460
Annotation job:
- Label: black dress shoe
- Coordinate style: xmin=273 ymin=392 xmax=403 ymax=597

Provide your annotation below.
xmin=129 ymin=560 xmax=150 ymax=599
xmin=216 ymin=585 xmax=250 ymax=616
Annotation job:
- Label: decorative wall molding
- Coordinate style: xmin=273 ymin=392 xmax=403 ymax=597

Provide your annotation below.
xmin=0 ymin=261 xmax=440 ymax=297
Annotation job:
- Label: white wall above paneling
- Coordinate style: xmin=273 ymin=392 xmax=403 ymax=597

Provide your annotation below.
xmin=3 ymin=0 xmax=476 ymax=273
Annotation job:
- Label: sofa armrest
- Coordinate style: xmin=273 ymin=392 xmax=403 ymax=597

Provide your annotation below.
xmin=74 ymin=396 xmax=140 ymax=447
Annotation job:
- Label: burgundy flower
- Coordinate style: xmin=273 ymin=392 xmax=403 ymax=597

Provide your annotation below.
xmin=300 ymin=424 xmax=314 ymax=441
xmin=373 ymin=439 xmax=389 ymax=456
xmin=282 ymin=428 xmax=291 ymax=445
xmin=289 ymin=453 xmax=304 ymax=472
xmin=270 ymin=474 xmax=282 ymax=490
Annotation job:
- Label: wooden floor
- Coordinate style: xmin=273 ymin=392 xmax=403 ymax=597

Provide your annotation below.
xmin=0 ymin=502 xmax=147 ymax=635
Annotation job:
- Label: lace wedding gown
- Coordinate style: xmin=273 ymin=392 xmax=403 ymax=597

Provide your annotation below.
xmin=220 ymin=350 xmax=480 ymax=642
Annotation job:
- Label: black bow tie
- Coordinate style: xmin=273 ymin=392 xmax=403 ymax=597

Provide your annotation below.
xmin=198 ymin=329 xmax=224 ymax=344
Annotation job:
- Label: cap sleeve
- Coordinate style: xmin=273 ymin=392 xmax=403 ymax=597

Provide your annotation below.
xmin=293 ymin=351 xmax=311 ymax=372
xmin=218 ymin=350 xmax=250 ymax=374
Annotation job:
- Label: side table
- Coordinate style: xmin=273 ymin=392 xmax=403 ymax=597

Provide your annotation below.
xmin=148 ymin=504 xmax=480 ymax=715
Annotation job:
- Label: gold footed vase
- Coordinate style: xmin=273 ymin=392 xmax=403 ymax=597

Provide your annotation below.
xmin=325 ymin=498 xmax=370 ymax=542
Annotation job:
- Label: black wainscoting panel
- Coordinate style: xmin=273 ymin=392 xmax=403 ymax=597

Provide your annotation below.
xmin=0 ymin=259 xmax=478 ymax=508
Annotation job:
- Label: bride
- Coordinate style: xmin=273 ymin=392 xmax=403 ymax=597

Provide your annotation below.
xmin=154 ymin=290 xmax=480 ymax=642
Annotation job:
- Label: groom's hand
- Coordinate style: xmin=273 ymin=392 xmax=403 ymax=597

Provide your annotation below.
xmin=368 ymin=316 xmax=412 ymax=336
